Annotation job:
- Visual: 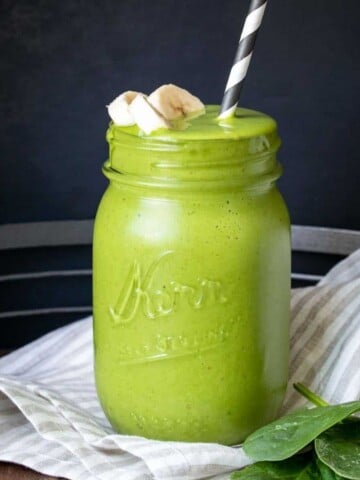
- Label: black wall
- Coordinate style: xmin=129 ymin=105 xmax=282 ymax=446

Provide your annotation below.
xmin=1 ymin=0 xmax=359 ymax=228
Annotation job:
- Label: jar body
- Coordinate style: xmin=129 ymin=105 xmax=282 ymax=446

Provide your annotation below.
xmin=93 ymin=174 xmax=290 ymax=444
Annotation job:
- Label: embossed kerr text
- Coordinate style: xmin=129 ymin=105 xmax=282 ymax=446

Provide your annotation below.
xmin=109 ymin=251 xmax=228 ymax=324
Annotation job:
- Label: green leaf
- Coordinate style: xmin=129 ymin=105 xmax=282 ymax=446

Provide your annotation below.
xmin=297 ymin=462 xmax=323 ymax=480
xmin=315 ymin=421 xmax=360 ymax=480
xmin=243 ymin=401 xmax=360 ymax=462
xmin=230 ymin=455 xmax=320 ymax=480
xmin=316 ymin=458 xmax=345 ymax=480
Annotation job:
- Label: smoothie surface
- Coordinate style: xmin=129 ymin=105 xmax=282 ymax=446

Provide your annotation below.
xmin=106 ymin=105 xmax=280 ymax=182
xmin=111 ymin=105 xmax=277 ymax=142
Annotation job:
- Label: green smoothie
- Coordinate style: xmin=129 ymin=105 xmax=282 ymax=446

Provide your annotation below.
xmin=93 ymin=105 xmax=290 ymax=445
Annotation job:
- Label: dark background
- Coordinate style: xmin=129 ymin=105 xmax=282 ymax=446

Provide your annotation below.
xmin=1 ymin=0 xmax=360 ymax=227
xmin=0 ymin=0 xmax=359 ymax=348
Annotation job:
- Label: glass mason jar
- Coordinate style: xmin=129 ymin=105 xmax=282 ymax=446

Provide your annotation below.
xmin=93 ymin=106 xmax=291 ymax=445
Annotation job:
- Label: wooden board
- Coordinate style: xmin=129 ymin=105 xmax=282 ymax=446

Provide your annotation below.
xmin=0 ymin=462 xmax=64 ymax=480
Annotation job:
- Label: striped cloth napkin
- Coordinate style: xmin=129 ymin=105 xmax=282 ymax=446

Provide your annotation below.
xmin=0 ymin=249 xmax=360 ymax=480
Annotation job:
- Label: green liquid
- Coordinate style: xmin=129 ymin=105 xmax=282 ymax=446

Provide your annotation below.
xmin=122 ymin=105 xmax=277 ymax=140
xmin=93 ymin=106 xmax=290 ymax=444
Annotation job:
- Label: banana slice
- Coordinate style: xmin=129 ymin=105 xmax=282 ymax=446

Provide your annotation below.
xmin=107 ymin=91 xmax=140 ymax=126
xmin=148 ymin=84 xmax=205 ymax=121
xmin=129 ymin=94 xmax=171 ymax=134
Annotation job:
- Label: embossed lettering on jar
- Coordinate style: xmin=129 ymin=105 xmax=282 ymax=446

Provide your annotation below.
xmin=93 ymin=106 xmax=291 ymax=445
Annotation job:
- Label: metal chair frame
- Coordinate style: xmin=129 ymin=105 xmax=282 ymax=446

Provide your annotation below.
xmin=0 ymin=221 xmax=360 ymax=321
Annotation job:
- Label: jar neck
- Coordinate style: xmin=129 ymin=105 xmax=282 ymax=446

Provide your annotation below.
xmin=104 ymin=119 xmax=282 ymax=192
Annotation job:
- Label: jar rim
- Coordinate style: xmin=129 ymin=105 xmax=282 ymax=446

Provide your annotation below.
xmin=105 ymin=105 xmax=282 ymax=189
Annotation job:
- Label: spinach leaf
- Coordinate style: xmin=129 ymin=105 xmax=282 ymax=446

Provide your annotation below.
xmin=315 ymin=421 xmax=360 ymax=480
xmin=243 ymin=401 xmax=360 ymax=462
xmin=230 ymin=455 xmax=320 ymax=480
xmin=316 ymin=459 xmax=345 ymax=480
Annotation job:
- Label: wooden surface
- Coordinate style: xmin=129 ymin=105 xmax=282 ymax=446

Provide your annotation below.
xmin=0 ymin=462 xmax=64 ymax=480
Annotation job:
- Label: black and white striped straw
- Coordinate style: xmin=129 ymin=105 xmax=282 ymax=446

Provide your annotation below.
xmin=219 ymin=0 xmax=268 ymax=119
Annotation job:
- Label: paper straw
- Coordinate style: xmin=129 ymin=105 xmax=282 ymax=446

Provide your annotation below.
xmin=219 ymin=0 xmax=268 ymax=119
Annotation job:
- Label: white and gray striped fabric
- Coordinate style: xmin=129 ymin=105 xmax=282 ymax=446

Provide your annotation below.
xmin=1 ymin=249 xmax=360 ymax=480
